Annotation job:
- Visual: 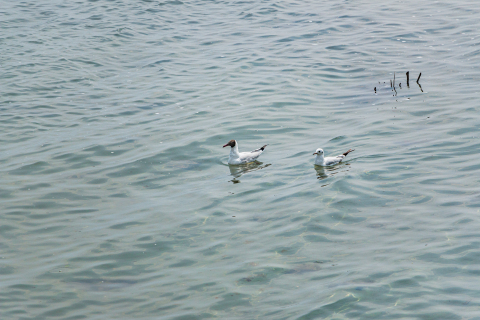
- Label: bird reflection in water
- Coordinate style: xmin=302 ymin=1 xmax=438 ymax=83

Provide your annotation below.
xmin=228 ymin=161 xmax=271 ymax=183
xmin=314 ymin=164 xmax=349 ymax=181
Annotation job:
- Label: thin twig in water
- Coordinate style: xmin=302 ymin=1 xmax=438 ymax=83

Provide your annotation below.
xmin=416 ymin=72 xmax=422 ymax=83
xmin=417 ymin=82 xmax=423 ymax=92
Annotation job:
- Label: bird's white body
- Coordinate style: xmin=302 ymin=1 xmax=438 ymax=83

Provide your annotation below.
xmin=314 ymin=148 xmax=354 ymax=166
xmin=224 ymin=140 xmax=267 ymax=165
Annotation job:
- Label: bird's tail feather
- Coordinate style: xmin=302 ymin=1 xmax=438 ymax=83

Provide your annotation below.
xmin=252 ymin=145 xmax=268 ymax=152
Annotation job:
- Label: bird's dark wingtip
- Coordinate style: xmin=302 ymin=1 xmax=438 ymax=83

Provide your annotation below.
xmin=260 ymin=144 xmax=268 ymax=151
xmin=342 ymin=149 xmax=354 ymax=157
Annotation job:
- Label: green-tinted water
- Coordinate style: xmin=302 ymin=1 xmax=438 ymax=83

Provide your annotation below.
xmin=1 ymin=1 xmax=480 ymax=319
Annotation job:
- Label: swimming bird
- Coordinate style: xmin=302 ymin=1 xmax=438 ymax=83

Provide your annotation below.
xmin=313 ymin=148 xmax=354 ymax=166
xmin=223 ymin=140 xmax=267 ymax=165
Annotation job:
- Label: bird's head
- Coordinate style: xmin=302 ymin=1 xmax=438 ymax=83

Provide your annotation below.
xmin=313 ymin=148 xmax=324 ymax=155
xmin=223 ymin=140 xmax=236 ymax=148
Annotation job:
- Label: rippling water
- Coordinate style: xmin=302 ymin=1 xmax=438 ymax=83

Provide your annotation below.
xmin=2 ymin=0 xmax=480 ymax=319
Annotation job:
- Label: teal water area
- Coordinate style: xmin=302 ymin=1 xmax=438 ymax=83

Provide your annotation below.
xmin=1 ymin=0 xmax=480 ymax=319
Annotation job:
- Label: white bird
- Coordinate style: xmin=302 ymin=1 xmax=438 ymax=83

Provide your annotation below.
xmin=313 ymin=148 xmax=354 ymax=166
xmin=223 ymin=140 xmax=267 ymax=165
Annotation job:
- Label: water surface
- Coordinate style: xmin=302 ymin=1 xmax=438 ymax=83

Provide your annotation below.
xmin=1 ymin=0 xmax=480 ymax=319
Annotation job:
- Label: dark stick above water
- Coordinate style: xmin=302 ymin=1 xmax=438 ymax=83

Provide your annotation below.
xmin=376 ymin=71 xmax=422 ymax=95
xmin=417 ymin=81 xmax=423 ymax=92
xmin=416 ymin=72 xmax=422 ymax=92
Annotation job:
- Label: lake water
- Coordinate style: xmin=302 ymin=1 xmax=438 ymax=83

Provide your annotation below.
xmin=2 ymin=0 xmax=480 ymax=319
